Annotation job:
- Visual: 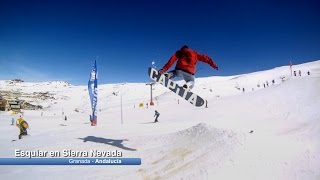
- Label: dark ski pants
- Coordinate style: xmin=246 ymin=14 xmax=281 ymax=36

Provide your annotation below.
xmin=154 ymin=115 xmax=159 ymax=122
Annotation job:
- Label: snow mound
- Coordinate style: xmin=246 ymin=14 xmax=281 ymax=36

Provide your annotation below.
xmin=138 ymin=123 xmax=245 ymax=179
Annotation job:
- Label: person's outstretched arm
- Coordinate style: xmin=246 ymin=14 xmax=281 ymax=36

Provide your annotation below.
xmin=159 ymin=53 xmax=178 ymax=74
xmin=197 ymin=53 xmax=218 ymax=70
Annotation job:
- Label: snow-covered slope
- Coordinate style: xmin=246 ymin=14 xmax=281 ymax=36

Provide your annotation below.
xmin=0 ymin=60 xmax=319 ymax=180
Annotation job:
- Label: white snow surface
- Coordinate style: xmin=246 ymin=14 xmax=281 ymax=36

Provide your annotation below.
xmin=0 ymin=60 xmax=320 ymax=180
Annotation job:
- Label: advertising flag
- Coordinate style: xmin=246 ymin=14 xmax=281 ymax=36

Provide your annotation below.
xmin=88 ymin=60 xmax=98 ymax=126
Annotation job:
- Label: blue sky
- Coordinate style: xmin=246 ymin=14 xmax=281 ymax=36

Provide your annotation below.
xmin=0 ymin=0 xmax=319 ymax=85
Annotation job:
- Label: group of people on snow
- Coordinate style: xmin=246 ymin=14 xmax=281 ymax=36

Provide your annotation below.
xmin=293 ymin=70 xmax=311 ymax=77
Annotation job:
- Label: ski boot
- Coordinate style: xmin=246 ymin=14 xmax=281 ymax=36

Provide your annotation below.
xmin=183 ymin=82 xmax=193 ymax=91
xmin=164 ymin=72 xmax=174 ymax=79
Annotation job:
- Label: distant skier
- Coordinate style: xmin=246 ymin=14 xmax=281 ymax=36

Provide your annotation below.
xmin=64 ymin=115 xmax=67 ymax=121
xmin=11 ymin=117 xmax=15 ymax=125
xmin=158 ymin=45 xmax=218 ymax=89
xmin=154 ymin=110 xmax=160 ymax=123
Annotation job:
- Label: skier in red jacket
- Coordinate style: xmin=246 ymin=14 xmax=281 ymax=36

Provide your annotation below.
xmin=159 ymin=45 xmax=218 ymax=89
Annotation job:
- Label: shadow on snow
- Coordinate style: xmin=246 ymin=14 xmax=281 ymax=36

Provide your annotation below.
xmin=78 ymin=136 xmax=137 ymax=151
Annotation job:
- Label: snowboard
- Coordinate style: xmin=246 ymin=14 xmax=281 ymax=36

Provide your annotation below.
xmin=148 ymin=67 xmax=205 ymax=107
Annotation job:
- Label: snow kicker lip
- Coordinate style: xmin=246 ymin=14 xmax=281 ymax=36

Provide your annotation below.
xmin=138 ymin=123 xmax=245 ymax=179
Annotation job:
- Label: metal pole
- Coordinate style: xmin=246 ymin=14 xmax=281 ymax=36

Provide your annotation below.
xmin=290 ymin=61 xmax=293 ymax=77
xmin=146 ymin=83 xmax=154 ymax=106
xmin=150 ymin=84 xmax=153 ymax=105
xmin=121 ymin=95 xmax=123 ymax=124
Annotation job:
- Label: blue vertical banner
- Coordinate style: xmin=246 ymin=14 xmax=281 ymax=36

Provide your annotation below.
xmin=88 ymin=60 xmax=98 ymax=126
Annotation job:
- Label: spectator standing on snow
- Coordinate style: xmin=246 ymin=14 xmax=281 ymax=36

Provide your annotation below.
xmin=11 ymin=117 xmax=15 ymax=125
xmin=16 ymin=116 xmax=29 ymax=139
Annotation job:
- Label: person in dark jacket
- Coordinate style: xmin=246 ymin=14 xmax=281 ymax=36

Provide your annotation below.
xmin=154 ymin=110 xmax=160 ymax=123
xmin=159 ymin=45 xmax=218 ymax=89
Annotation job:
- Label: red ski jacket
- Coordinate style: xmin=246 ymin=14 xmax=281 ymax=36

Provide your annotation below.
xmin=160 ymin=48 xmax=218 ymax=75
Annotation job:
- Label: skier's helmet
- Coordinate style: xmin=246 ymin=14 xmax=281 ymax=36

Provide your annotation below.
xmin=181 ymin=45 xmax=189 ymax=50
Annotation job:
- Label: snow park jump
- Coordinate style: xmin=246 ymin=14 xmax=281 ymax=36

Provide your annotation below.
xmin=1 ymin=0 xmax=320 ymax=179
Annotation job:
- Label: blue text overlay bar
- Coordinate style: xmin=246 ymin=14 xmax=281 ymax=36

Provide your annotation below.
xmin=0 ymin=158 xmax=141 ymax=165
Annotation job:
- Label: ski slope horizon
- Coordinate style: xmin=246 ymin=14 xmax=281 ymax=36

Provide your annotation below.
xmin=1 ymin=59 xmax=319 ymax=86
xmin=0 ymin=60 xmax=319 ymax=179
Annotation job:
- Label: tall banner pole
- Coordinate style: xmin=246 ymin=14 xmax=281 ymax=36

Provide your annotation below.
xmin=290 ymin=61 xmax=293 ymax=77
xmin=121 ymin=95 xmax=123 ymax=124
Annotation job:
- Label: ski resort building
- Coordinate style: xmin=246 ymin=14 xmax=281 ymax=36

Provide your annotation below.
xmin=0 ymin=98 xmax=10 ymax=111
